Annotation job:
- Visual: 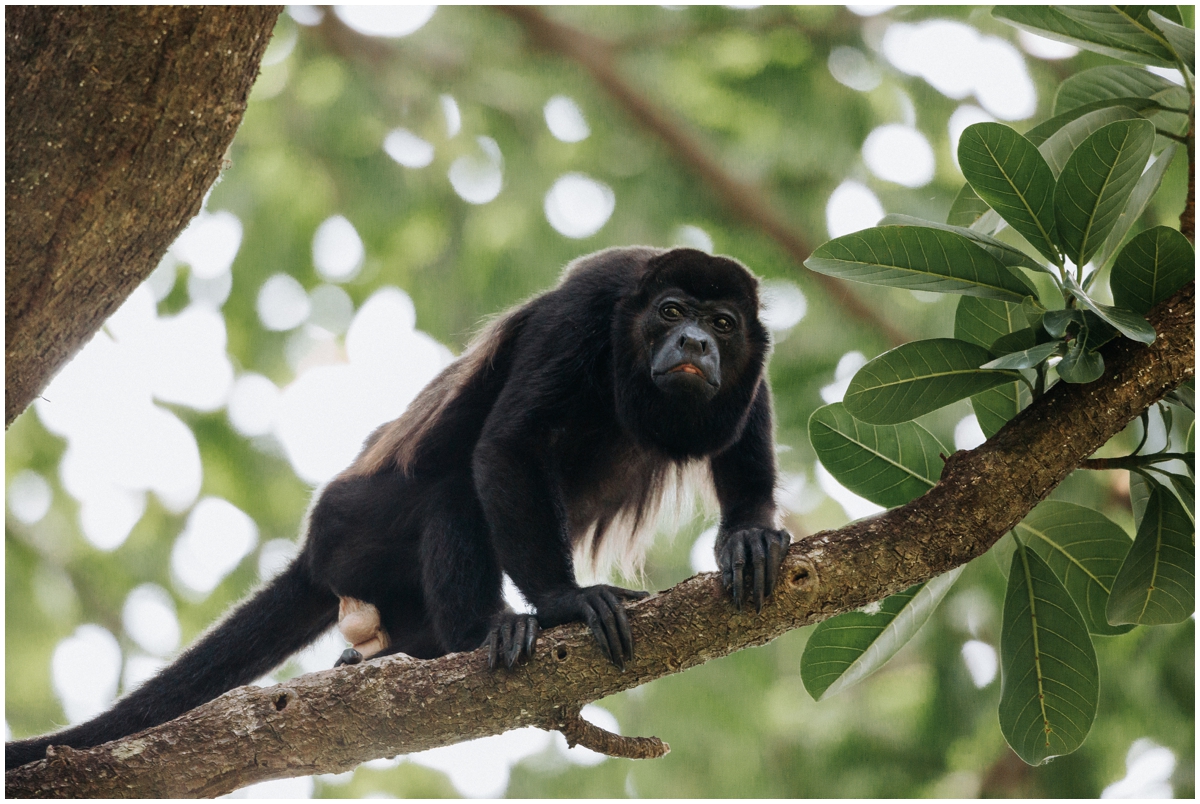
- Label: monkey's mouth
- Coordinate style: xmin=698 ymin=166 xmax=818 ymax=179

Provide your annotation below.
xmin=653 ymin=361 xmax=720 ymax=392
xmin=668 ymin=363 xmax=705 ymax=378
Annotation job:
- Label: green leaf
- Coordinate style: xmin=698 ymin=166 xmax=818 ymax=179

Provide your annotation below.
xmin=1054 ymin=65 xmax=1180 ymax=116
xmin=999 ymin=541 xmax=1099 ymax=766
xmin=1057 ymin=338 xmax=1105 ymax=384
xmin=804 ymin=225 xmax=1035 ymax=302
xmin=982 ymin=341 xmax=1065 ymax=371
xmin=879 ymin=214 xmax=1049 ymax=275
xmin=954 ymin=297 xmax=1034 ymax=437
xmin=1110 ymin=225 xmax=1196 ymax=315
xmin=844 ymin=339 xmax=1023 ymax=425
xmin=1062 ymin=273 xmax=1156 ymax=344
xmin=1042 ymin=308 xmax=1080 ymax=338
xmin=1092 ymin=143 xmax=1178 ymax=272
xmin=954 ymin=296 xmax=1025 ymax=349
xmin=958 ymin=123 xmax=1060 ymax=264
xmin=989 ymin=326 xmax=1048 ymax=355
xmin=1188 ymin=420 xmax=1195 ymax=453
xmin=800 ymin=568 xmax=962 ymax=701
xmin=1107 ymin=482 xmax=1196 ymax=625
xmin=1038 ymin=106 xmax=1141 ymax=178
xmin=947 ymin=183 xmax=992 ymax=228
xmin=808 ymin=403 xmax=947 ymax=508
xmin=1147 ymin=10 xmax=1195 ymax=71
xmin=1024 ymin=97 xmax=1161 ymax=147
xmin=1016 ymin=501 xmax=1135 ymax=636
xmin=972 ymin=383 xmax=1032 ymax=439
xmin=1130 ymin=471 xmax=1153 ymax=523
xmin=993 ymin=6 xmax=1177 ymax=66
xmin=1054 ymin=119 xmax=1155 ymax=269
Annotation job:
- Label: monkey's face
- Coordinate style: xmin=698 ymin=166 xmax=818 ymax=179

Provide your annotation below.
xmin=646 ymin=293 xmax=740 ymax=402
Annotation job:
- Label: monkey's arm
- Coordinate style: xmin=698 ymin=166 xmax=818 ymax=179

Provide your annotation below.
xmin=472 ymin=397 xmax=646 ymax=670
xmin=710 ymin=381 xmax=791 ymax=611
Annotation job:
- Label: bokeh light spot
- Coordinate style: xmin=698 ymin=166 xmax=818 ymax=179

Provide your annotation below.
xmin=544 ymin=173 xmax=615 ymax=239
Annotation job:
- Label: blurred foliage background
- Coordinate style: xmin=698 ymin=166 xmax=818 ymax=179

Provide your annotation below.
xmin=6 ymin=5 xmax=1193 ymax=798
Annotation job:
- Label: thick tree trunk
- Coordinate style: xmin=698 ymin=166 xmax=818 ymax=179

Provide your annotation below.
xmin=6 ymin=285 xmax=1192 ymax=798
xmin=4 ymin=6 xmax=281 ymax=428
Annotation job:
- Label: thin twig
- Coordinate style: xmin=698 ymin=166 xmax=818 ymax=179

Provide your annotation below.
xmin=552 ymin=706 xmax=669 ymax=759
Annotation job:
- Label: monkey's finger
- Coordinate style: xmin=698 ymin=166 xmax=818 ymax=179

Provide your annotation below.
xmin=613 ymin=596 xmax=635 ymax=662
xmin=594 ymin=592 xmax=625 ymax=670
xmin=600 ymin=588 xmax=634 ymax=663
xmin=614 ymin=588 xmax=650 ymax=602
xmin=523 ymin=617 xmax=539 ymax=659
xmin=506 ymin=618 xmax=527 ymax=668
xmin=731 ymin=546 xmax=746 ymax=611
xmin=766 ymin=533 xmax=785 ymax=597
xmin=487 ymin=627 xmax=500 ymax=671
xmin=750 ymin=535 xmax=766 ymax=613
xmin=582 ymin=603 xmax=615 ymax=666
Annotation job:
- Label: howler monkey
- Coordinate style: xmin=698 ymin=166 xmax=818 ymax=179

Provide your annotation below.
xmin=6 ymin=246 xmax=790 ymax=768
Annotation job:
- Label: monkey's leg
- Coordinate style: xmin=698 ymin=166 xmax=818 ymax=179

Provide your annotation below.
xmin=417 ymin=473 xmax=527 ymax=666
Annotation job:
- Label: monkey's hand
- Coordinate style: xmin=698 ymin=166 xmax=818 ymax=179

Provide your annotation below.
xmin=535 ymin=585 xmax=649 ymax=671
xmin=486 ymin=612 xmax=540 ymax=671
xmin=716 ymin=527 xmax=790 ymax=612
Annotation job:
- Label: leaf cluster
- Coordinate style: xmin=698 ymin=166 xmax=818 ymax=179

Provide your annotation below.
xmin=801 ymin=5 xmax=1194 ymax=767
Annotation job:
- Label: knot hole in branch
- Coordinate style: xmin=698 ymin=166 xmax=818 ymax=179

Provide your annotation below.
xmin=274 ymin=692 xmax=289 ymax=711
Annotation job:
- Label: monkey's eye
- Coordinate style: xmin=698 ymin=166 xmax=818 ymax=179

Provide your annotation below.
xmin=711 ymin=315 xmax=736 ymax=333
xmin=660 ymin=303 xmax=685 ymax=321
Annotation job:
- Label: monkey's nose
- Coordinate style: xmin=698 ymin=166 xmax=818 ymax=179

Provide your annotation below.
xmin=678 ymin=326 xmax=709 ymax=354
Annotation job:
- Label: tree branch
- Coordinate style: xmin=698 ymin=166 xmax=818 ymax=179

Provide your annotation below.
xmin=4 ymin=6 xmax=281 ymax=428
xmin=494 ymin=6 xmax=909 ymax=346
xmin=7 ymin=284 xmax=1192 ymax=798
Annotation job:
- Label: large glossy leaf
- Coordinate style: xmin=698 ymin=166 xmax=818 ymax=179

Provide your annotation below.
xmin=879 ymin=213 xmax=1048 ymax=274
xmin=1016 ymin=502 xmax=1135 ymax=636
xmin=844 ymin=339 xmax=1023 ymax=425
xmin=804 ymin=225 xmax=1035 ymax=301
xmin=947 ymin=183 xmax=992 ymax=228
xmin=1054 ymin=119 xmax=1155 ymax=269
xmin=800 ymin=568 xmax=962 ymax=701
xmin=1024 ymin=97 xmax=1161 ymax=147
xmin=808 ymin=403 xmax=946 ymax=508
xmin=1056 ymin=337 xmax=1105 ymax=385
xmin=993 ymin=6 xmax=1177 ymax=66
xmin=958 ymin=123 xmax=1060 ymax=264
xmin=1054 ymin=65 xmax=1180 ymax=116
xmin=1038 ymin=106 xmax=1140 ymax=178
xmin=1062 ymin=273 xmax=1156 ymax=344
xmin=982 ymin=341 xmax=1065 ymax=371
xmin=1110 ymin=226 xmax=1195 ymax=315
xmin=954 ymin=296 xmax=1025 ymax=349
xmin=999 ymin=541 xmax=1099 ymax=766
xmin=1093 ymin=143 xmax=1178 ymax=271
xmin=1148 ymin=10 xmax=1195 ymax=70
xmin=1107 ymin=482 xmax=1196 ymax=625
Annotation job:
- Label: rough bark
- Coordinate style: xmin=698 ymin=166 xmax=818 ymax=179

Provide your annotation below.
xmin=4 ymin=6 xmax=281 ymax=428
xmin=7 ymin=284 xmax=1192 ymax=798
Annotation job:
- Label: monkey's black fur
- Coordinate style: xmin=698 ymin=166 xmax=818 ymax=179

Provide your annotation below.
xmin=7 ymin=247 xmax=789 ymax=768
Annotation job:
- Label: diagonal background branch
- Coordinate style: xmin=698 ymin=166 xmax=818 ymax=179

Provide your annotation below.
xmin=494 ymin=6 xmax=909 ymax=346
xmin=8 ymin=284 xmax=1192 ymax=798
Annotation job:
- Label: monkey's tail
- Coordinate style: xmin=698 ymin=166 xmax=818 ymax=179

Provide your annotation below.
xmin=5 ymin=560 xmax=338 ymax=769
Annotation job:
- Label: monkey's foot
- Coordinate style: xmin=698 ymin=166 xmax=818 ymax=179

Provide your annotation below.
xmin=334 ymin=648 xmax=363 ymax=667
xmin=486 ymin=613 xmax=540 ymax=671
xmin=716 ymin=526 xmax=791 ymax=612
